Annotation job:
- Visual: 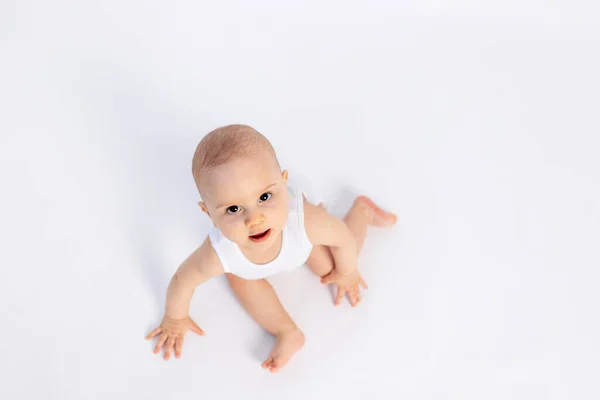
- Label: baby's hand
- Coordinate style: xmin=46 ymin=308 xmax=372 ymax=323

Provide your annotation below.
xmin=145 ymin=315 xmax=205 ymax=360
xmin=320 ymin=268 xmax=368 ymax=307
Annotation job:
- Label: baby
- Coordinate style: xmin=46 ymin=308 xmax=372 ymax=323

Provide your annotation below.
xmin=145 ymin=124 xmax=397 ymax=372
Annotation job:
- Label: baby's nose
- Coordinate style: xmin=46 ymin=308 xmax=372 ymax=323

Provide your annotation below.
xmin=245 ymin=212 xmax=265 ymax=228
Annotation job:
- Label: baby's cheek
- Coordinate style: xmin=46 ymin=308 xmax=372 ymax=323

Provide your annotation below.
xmin=228 ymin=228 xmax=246 ymax=244
xmin=277 ymin=206 xmax=290 ymax=228
xmin=218 ymin=219 xmax=241 ymax=238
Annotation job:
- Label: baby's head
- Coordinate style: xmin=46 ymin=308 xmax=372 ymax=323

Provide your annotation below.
xmin=192 ymin=125 xmax=290 ymax=251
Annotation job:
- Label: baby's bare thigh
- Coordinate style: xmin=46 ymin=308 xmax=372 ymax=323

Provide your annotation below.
xmin=225 ymin=273 xmax=265 ymax=294
xmin=306 ymin=245 xmax=335 ymax=277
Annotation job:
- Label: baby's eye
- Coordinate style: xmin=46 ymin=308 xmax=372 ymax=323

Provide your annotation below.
xmin=226 ymin=205 xmax=240 ymax=214
xmin=259 ymin=192 xmax=272 ymax=202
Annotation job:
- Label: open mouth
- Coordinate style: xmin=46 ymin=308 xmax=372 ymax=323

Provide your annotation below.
xmin=249 ymin=229 xmax=271 ymax=243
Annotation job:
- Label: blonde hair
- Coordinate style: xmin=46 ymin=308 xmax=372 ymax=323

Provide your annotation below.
xmin=192 ymin=124 xmax=279 ymax=192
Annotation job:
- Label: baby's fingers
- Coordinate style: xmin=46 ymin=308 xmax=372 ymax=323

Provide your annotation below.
xmin=334 ymin=287 xmax=346 ymax=306
xmin=175 ymin=334 xmax=184 ymax=359
xmin=145 ymin=326 xmax=162 ymax=340
xmin=189 ymin=319 xmax=205 ymax=336
xmin=360 ymin=277 xmax=368 ymax=290
xmin=163 ymin=335 xmax=176 ymax=360
xmin=154 ymin=332 xmax=169 ymax=354
xmin=348 ymin=289 xmax=360 ymax=307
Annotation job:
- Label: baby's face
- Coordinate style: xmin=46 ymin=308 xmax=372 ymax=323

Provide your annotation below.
xmin=199 ymin=155 xmax=289 ymax=252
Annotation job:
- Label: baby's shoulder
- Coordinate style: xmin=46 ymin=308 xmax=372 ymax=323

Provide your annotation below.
xmin=189 ymin=235 xmax=225 ymax=278
xmin=302 ymin=196 xmax=330 ymax=245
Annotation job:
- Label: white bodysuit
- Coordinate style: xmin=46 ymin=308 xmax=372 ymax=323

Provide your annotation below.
xmin=208 ymin=184 xmax=314 ymax=280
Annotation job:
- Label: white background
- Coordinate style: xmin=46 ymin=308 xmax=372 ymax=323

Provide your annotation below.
xmin=1 ymin=1 xmax=599 ymax=399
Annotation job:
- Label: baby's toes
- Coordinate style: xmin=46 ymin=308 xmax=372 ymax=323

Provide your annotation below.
xmin=269 ymin=357 xmax=284 ymax=373
xmin=262 ymin=357 xmax=274 ymax=369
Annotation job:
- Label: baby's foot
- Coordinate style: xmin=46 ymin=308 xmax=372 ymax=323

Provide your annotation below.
xmin=354 ymin=196 xmax=397 ymax=227
xmin=261 ymin=328 xmax=305 ymax=373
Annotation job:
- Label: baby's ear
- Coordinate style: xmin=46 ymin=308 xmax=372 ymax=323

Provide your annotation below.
xmin=198 ymin=201 xmax=210 ymax=216
xmin=282 ymin=169 xmax=289 ymax=182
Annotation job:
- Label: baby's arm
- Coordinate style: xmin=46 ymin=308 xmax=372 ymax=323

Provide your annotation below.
xmin=145 ymin=236 xmax=224 ymax=359
xmin=304 ymin=201 xmax=358 ymax=273
xmin=304 ymin=201 xmax=367 ymax=306
xmin=164 ymin=236 xmax=223 ymax=318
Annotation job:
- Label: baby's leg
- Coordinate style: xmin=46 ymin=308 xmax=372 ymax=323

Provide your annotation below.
xmin=307 ymin=196 xmax=397 ymax=277
xmin=226 ymin=273 xmax=305 ymax=373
